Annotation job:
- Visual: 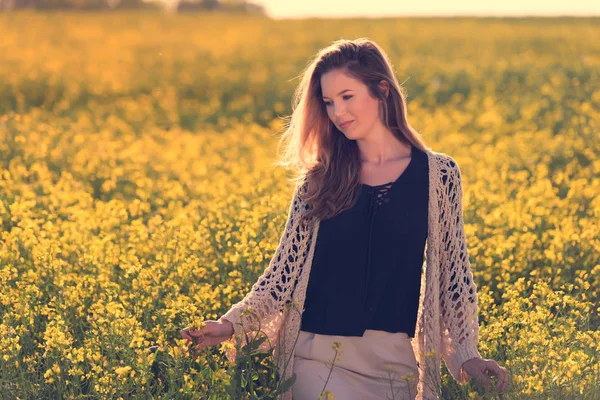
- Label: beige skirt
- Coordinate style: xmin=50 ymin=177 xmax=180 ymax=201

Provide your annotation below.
xmin=292 ymin=329 xmax=419 ymax=400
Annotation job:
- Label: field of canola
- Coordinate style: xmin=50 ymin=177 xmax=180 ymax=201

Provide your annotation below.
xmin=0 ymin=11 xmax=599 ymax=399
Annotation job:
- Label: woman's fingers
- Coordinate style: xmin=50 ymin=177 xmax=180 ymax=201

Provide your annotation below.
xmin=180 ymin=322 xmax=228 ymax=360
xmin=486 ymin=361 xmax=510 ymax=391
xmin=181 ymin=325 xmax=209 ymax=340
xmin=496 ymin=366 xmax=510 ymax=390
xmin=464 ymin=358 xmax=510 ymax=392
xmin=475 ymin=368 xmax=494 ymax=388
xmin=194 ymin=333 xmax=224 ymax=347
xmin=180 ymin=328 xmax=194 ymax=343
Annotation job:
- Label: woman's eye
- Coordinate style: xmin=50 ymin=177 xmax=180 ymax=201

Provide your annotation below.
xmin=324 ymin=95 xmax=352 ymax=106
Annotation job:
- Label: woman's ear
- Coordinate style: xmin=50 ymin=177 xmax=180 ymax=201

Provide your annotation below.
xmin=378 ymin=79 xmax=390 ymax=99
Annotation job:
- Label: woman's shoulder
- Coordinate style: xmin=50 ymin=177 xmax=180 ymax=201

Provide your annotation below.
xmin=425 ymin=149 xmax=460 ymax=172
xmin=294 ymin=178 xmax=310 ymax=200
xmin=291 ymin=178 xmax=312 ymax=215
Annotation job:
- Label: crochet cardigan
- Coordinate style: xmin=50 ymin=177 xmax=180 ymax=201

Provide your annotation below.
xmin=218 ymin=149 xmax=482 ymax=400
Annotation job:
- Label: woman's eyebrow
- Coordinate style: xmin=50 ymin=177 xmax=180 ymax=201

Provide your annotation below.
xmin=322 ymin=89 xmax=353 ymax=99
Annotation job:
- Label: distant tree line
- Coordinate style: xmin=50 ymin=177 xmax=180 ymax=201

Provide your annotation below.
xmin=0 ymin=0 xmax=266 ymax=13
xmin=174 ymin=0 xmax=265 ymax=14
xmin=0 ymin=0 xmax=150 ymax=10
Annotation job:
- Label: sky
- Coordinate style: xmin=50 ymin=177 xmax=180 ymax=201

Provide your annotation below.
xmin=255 ymin=0 xmax=600 ymax=19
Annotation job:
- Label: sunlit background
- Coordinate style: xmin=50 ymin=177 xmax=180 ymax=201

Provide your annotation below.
xmin=256 ymin=0 xmax=599 ymax=18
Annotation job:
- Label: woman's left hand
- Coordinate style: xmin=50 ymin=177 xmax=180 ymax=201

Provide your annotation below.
xmin=461 ymin=357 xmax=510 ymax=391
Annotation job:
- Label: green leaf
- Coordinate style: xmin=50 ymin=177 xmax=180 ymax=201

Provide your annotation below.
xmin=246 ymin=335 xmax=268 ymax=352
xmin=276 ymin=373 xmax=296 ymax=394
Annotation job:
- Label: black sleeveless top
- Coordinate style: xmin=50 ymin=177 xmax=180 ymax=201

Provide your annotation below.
xmin=299 ymin=145 xmax=429 ymax=338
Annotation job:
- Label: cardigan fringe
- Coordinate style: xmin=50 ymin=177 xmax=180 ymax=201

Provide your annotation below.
xmin=218 ymin=149 xmax=482 ymax=400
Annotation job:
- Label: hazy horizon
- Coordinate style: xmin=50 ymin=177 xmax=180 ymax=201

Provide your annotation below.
xmin=255 ymin=0 xmax=600 ymax=19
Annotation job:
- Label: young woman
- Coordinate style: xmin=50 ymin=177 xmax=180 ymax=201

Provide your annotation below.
xmin=181 ymin=38 xmax=510 ymax=399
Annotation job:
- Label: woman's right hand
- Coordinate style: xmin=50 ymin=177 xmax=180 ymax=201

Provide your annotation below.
xmin=180 ymin=319 xmax=234 ymax=359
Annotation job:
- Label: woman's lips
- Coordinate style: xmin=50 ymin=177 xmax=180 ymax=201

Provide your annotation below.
xmin=340 ymin=120 xmax=354 ymax=128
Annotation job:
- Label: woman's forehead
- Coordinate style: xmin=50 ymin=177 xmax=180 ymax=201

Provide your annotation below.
xmin=321 ymin=71 xmax=362 ymax=96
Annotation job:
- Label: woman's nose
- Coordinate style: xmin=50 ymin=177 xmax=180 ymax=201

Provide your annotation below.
xmin=333 ymin=106 xmax=346 ymax=117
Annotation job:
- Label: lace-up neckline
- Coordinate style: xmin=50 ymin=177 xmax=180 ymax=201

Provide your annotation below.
xmin=360 ymin=146 xmax=414 ymax=190
xmin=361 ymin=146 xmax=414 ymax=216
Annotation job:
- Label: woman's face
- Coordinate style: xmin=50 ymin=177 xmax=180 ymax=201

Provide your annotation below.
xmin=320 ymin=69 xmax=383 ymax=140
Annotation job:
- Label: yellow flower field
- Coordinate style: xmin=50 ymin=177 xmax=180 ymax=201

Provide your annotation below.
xmin=0 ymin=11 xmax=599 ymax=399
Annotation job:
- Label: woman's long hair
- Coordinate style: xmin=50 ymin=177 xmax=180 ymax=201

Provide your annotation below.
xmin=273 ymin=37 xmax=431 ymax=222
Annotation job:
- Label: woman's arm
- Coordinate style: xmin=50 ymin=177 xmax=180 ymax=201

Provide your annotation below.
xmin=218 ymin=182 xmax=311 ymax=338
xmin=438 ymin=157 xmax=482 ymax=384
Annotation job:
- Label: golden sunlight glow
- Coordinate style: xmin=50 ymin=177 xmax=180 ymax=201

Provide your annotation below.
xmin=256 ymin=0 xmax=599 ymax=18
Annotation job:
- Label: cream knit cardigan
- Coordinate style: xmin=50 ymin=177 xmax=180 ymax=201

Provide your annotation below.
xmin=218 ymin=149 xmax=482 ymax=400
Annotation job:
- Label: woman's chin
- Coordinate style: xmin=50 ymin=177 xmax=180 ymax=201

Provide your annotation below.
xmin=344 ymin=130 xmax=360 ymax=140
